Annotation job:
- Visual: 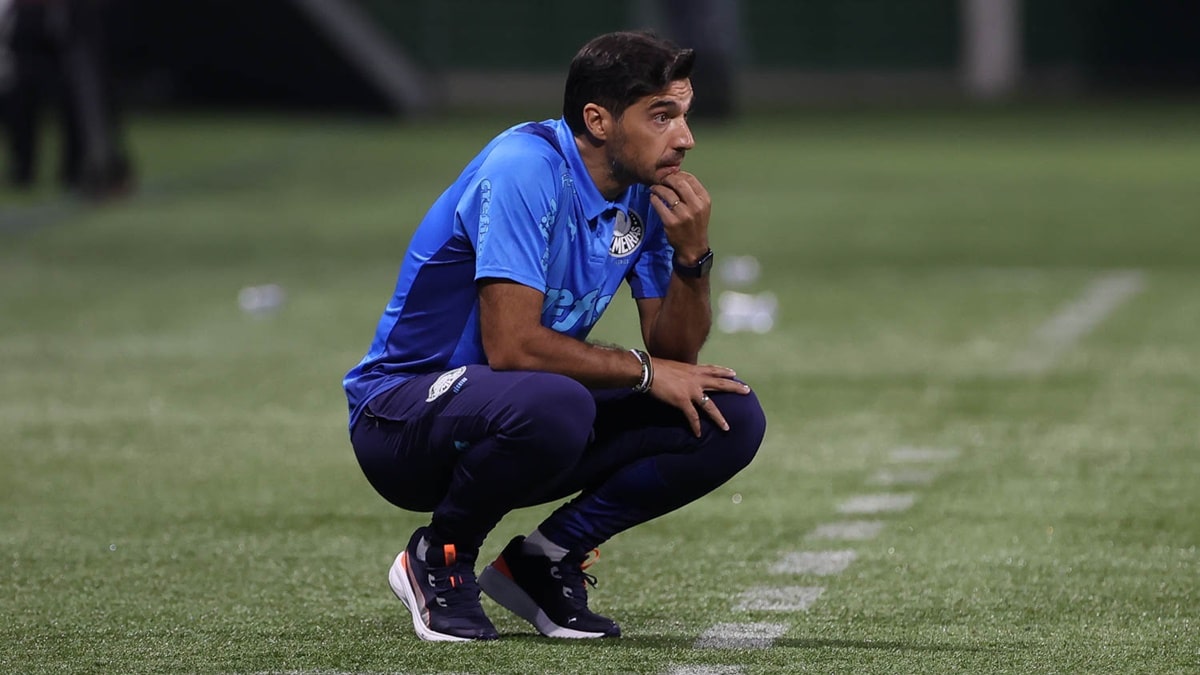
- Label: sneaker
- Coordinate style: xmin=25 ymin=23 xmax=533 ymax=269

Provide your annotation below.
xmin=478 ymin=536 xmax=620 ymax=638
xmin=388 ymin=527 xmax=499 ymax=642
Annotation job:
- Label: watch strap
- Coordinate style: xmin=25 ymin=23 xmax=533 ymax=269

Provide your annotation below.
xmin=673 ymin=248 xmax=714 ymax=278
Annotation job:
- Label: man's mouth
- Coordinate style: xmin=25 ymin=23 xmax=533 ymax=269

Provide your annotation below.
xmin=657 ymin=159 xmax=683 ymax=176
xmin=659 ymin=154 xmax=685 ymax=169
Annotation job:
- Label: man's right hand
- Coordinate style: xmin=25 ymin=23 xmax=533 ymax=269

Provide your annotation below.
xmin=649 ymin=171 xmax=711 ymax=264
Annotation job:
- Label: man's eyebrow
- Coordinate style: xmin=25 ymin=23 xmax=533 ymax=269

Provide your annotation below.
xmin=647 ymin=98 xmax=691 ymax=113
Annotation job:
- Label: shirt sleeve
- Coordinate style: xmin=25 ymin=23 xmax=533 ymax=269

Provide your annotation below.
xmin=626 ymin=196 xmax=674 ymax=299
xmin=460 ymin=141 xmax=561 ymax=292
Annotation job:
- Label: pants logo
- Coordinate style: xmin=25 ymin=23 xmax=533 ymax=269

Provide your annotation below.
xmin=426 ymin=366 xmax=468 ymax=402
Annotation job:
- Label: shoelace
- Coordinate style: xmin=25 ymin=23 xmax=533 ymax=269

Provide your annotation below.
xmin=426 ymin=564 xmax=483 ymax=610
xmin=554 ymin=547 xmax=602 ymax=608
xmin=579 ymin=548 xmax=600 ymax=589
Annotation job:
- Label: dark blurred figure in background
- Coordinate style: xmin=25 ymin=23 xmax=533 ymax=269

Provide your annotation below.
xmin=661 ymin=0 xmax=739 ymax=120
xmin=2 ymin=0 xmax=132 ymax=198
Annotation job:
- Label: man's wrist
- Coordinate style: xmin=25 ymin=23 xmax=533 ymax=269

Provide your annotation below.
xmin=672 ymin=248 xmax=714 ymax=278
xmin=672 ymin=246 xmax=711 ymax=265
xmin=629 ymin=348 xmax=653 ymax=393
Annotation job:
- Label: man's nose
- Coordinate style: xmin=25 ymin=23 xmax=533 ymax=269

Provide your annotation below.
xmin=676 ymin=119 xmax=695 ymax=151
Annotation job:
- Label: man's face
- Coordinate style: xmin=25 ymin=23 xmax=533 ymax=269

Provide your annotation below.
xmin=606 ymin=79 xmax=695 ymax=187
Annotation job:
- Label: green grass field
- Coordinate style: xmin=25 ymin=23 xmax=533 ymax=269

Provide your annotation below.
xmin=2 ymin=102 xmax=1199 ymax=674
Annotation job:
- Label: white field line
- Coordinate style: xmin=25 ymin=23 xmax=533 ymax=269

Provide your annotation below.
xmin=807 ymin=520 xmax=885 ymax=540
xmin=735 ymin=586 xmax=825 ymax=611
xmin=770 ymin=550 xmax=858 ymax=576
xmin=694 ymin=622 xmax=790 ymax=649
xmin=836 ymin=493 xmax=916 ymax=514
xmin=663 ymin=665 xmax=744 ymax=675
xmin=1009 ymin=270 xmax=1146 ymax=374
xmin=867 ymin=468 xmax=939 ymax=486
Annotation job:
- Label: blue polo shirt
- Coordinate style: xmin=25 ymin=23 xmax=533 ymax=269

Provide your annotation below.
xmin=343 ymin=118 xmax=674 ymax=427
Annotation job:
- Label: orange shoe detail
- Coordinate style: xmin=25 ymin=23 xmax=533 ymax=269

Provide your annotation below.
xmin=492 ymin=554 xmax=514 ymax=580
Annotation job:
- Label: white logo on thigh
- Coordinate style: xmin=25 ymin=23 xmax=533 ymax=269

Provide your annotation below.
xmin=426 ymin=366 xmax=468 ymax=402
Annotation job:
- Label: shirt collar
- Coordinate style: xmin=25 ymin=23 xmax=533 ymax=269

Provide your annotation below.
xmin=554 ymin=118 xmax=627 ymax=222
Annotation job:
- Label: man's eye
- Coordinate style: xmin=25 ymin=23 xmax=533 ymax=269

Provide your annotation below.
xmin=654 ymin=113 xmax=669 ymax=123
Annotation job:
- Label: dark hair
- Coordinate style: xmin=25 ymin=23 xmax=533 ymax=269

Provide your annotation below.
xmin=563 ymin=31 xmax=695 ymax=135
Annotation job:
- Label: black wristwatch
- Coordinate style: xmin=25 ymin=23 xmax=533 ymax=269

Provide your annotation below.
xmin=673 ymin=248 xmax=714 ymax=278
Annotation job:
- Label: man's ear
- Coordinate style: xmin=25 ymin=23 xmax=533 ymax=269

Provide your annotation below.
xmin=582 ymin=103 xmax=612 ymax=141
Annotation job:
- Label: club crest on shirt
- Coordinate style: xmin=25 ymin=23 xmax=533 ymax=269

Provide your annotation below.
xmin=427 ymin=366 xmax=468 ymax=402
xmin=610 ymin=210 xmax=643 ymax=258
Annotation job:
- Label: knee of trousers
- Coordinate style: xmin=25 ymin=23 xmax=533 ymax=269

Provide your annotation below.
xmin=706 ymin=387 xmax=767 ymax=475
xmin=493 ymin=372 xmax=596 ymax=472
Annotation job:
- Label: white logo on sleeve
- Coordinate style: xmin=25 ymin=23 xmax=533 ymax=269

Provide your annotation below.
xmin=426 ymin=366 xmax=468 ymax=402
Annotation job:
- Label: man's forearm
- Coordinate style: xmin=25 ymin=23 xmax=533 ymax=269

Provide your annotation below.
xmin=487 ymin=327 xmax=646 ymax=389
xmin=646 ymin=275 xmax=712 ymax=364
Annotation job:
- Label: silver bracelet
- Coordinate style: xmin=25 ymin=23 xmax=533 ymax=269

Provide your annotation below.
xmin=629 ymin=348 xmax=653 ymax=393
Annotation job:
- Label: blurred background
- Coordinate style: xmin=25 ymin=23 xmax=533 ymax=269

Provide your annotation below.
xmin=39 ymin=0 xmax=1200 ymax=108
xmin=4 ymin=0 xmax=1200 ymax=155
xmin=3 ymin=0 xmax=1199 ymax=202
xmin=105 ymin=0 xmax=1200 ymax=110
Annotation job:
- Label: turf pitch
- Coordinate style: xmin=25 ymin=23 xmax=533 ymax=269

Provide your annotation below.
xmin=2 ymin=103 xmax=1198 ymax=673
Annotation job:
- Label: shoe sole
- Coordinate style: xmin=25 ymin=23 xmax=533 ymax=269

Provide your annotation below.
xmin=388 ymin=551 xmax=474 ymax=642
xmin=478 ymin=562 xmax=609 ymax=639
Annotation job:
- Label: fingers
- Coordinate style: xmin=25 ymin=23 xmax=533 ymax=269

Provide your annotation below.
xmin=683 ymin=376 xmax=752 ymax=434
xmin=651 ymin=357 xmax=749 ymax=436
xmin=650 ymin=173 xmax=709 ymax=216
xmin=682 ymin=389 xmax=751 ymax=436
xmin=700 ymin=364 xmax=739 ymax=379
xmin=698 ymin=365 xmax=752 ymax=395
xmin=649 ymin=186 xmax=682 ymax=220
xmin=650 ymin=176 xmax=704 ymax=214
xmin=693 ymin=394 xmax=729 ymax=434
xmin=685 ymin=407 xmax=703 ymax=437
xmin=661 ymin=172 xmax=705 ymax=205
xmin=675 ymin=391 xmax=728 ymax=437
xmin=649 ymin=185 xmax=679 ymax=204
xmin=708 ymin=378 xmax=752 ymax=395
